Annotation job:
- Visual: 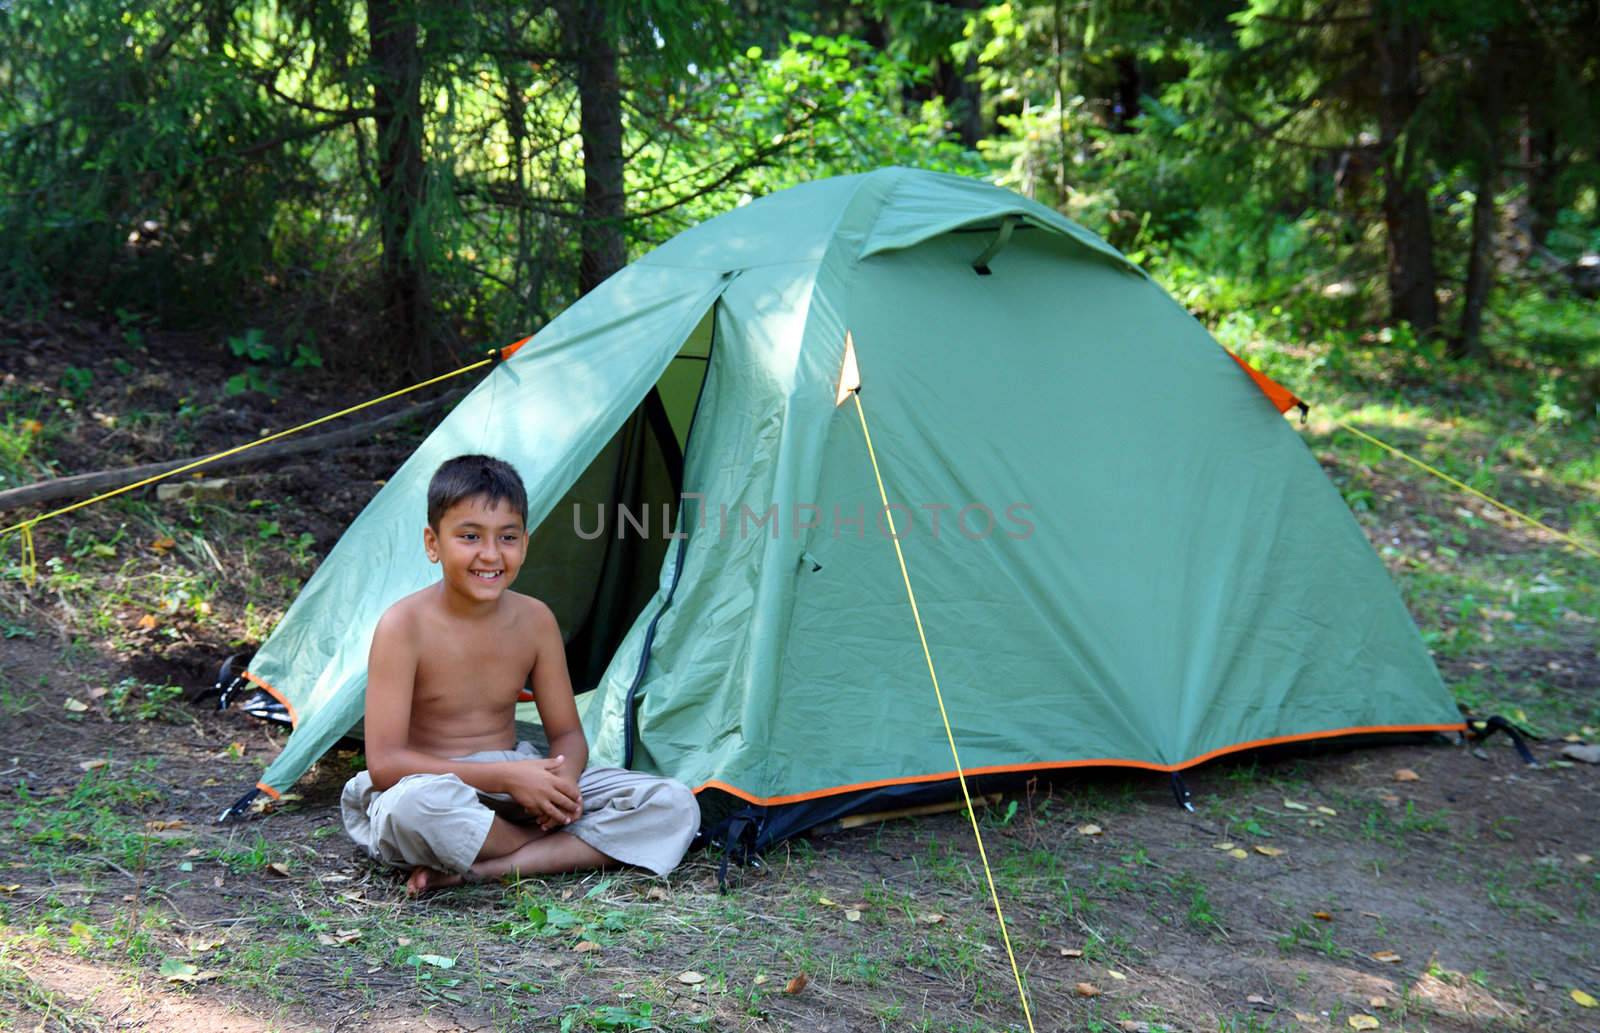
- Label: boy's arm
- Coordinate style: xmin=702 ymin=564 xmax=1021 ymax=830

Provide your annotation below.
xmin=527 ymin=599 xmax=588 ymax=789
xmin=363 ymin=607 xmax=579 ymax=826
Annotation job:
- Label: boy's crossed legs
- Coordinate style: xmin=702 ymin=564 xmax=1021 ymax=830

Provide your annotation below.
xmin=342 ymin=743 xmax=699 ymax=894
xmin=406 ymin=815 xmax=612 ymax=895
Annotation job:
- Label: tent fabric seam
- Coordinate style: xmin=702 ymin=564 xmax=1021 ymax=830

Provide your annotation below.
xmin=692 ymin=721 xmax=1469 ymax=806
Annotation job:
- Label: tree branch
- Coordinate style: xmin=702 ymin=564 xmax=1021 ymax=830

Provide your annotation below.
xmin=0 ymin=391 xmax=463 ymax=516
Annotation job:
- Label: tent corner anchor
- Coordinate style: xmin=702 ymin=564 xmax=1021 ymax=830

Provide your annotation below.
xmin=217 ymin=788 xmax=262 ymax=824
xmin=1170 ymin=772 xmax=1195 ymax=812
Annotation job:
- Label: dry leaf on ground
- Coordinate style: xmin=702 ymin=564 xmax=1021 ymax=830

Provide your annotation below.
xmin=1283 ymin=799 xmax=1309 ymax=811
xmin=315 ymin=930 xmax=361 ymax=946
xmin=1371 ymin=950 xmax=1401 ymax=963
xmin=63 ymin=699 xmax=89 ymax=713
xmin=1312 ymin=911 xmax=1333 ymax=921
xmin=1228 ymin=848 xmax=1249 ymax=859
xmin=1348 ymin=1016 xmax=1379 ymax=1030
xmin=1392 ymin=768 xmax=1420 ymax=782
xmin=916 ymin=912 xmax=945 ymax=925
xmin=1254 ymin=845 xmax=1285 ymax=857
xmin=1316 ymin=805 xmax=1338 ymax=816
xmin=1074 ymin=982 xmax=1102 ymax=997
xmin=1571 ymin=988 xmax=1597 ymax=1008
xmin=844 ymin=909 xmax=861 ymax=922
xmin=573 ymin=941 xmax=600 ymax=953
xmin=1213 ymin=842 xmax=1235 ymax=850
xmin=78 ymin=759 xmax=108 ymax=771
xmin=159 ymin=958 xmax=220 ymax=984
xmin=783 ymin=973 xmax=808 ymax=994
xmin=1059 ymin=947 xmax=1083 ymax=958
xmin=676 ymin=971 xmax=706 ymax=985
xmin=1077 ymin=823 xmax=1103 ymax=836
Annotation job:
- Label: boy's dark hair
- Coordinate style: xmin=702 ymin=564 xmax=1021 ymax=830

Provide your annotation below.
xmin=427 ymin=455 xmax=529 ymax=529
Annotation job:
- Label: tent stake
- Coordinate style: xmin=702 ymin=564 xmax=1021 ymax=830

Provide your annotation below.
xmin=217 ymin=788 xmax=261 ymax=824
xmin=1170 ymin=772 xmax=1195 ymax=812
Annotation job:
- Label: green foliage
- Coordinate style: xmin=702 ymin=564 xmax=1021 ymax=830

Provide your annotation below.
xmin=222 ymin=328 xmax=321 ymax=396
xmin=0 ymin=0 xmax=1592 ymax=385
xmin=104 ymin=678 xmax=186 ymax=722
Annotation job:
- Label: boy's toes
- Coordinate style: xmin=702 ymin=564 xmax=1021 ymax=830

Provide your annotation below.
xmin=405 ymin=866 xmax=462 ymax=897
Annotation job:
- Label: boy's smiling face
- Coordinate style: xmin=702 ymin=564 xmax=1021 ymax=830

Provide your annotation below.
xmin=423 ymin=494 xmax=528 ymax=604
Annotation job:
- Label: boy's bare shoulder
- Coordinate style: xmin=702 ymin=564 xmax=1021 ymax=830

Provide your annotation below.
xmin=505 ymin=590 xmax=558 ymax=630
xmin=373 ymin=585 xmax=436 ymax=637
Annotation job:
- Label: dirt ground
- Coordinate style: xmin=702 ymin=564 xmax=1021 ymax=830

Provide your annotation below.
xmin=1 ymin=316 xmax=1598 ymax=1032
xmin=2 ymin=620 xmax=1598 ymax=1032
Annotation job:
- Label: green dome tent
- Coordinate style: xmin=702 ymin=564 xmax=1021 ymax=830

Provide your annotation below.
xmin=231 ymin=167 xmax=1464 ymax=845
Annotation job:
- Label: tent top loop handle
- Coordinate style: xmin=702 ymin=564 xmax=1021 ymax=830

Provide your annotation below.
xmin=972 ymin=214 xmax=1019 ymax=276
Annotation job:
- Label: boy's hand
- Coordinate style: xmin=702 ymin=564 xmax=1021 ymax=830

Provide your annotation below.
xmin=503 ymin=756 xmax=583 ymax=829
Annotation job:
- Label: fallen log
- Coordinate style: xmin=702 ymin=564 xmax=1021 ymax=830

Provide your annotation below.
xmin=0 ymin=389 xmax=462 ymax=515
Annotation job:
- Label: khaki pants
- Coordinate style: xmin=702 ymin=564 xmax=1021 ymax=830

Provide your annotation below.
xmin=341 ymin=742 xmax=699 ymax=877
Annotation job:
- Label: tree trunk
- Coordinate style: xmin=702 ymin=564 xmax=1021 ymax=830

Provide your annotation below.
xmin=1453 ymin=52 xmax=1503 ymax=362
xmin=368 ymin=0 xmax=430 ymax=371
xmin=1112 ymin=54 xmax=1140 ymax=133
xmin=1524 ymin=123 xmax=1563 ymax=249
xmin=942 ymin=0 xmax=984 ymax=147
xmin=1374 ymin=4 xmax=1438 ymax=336
xmin=1453 ymin=166 xmax=1497 ymax=360
xmin=567 ymin=0 xmax=626 ymax=296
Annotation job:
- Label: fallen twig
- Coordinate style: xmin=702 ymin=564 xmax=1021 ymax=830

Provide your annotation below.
xmin=0 ymin=389 xmax=463 ymax=515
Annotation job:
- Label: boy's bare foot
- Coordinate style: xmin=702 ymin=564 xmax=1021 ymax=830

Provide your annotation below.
xmin=405 ymin=866 xmax=464 ymax=896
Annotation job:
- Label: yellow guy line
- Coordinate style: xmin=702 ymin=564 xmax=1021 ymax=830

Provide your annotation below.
xmin=849 ymin=390 xmax=1038 ymax=1033
xmin=1 ymin=354 xmax=500 ymax=585
xmin=1336 ymin=420 xmax=1600 ymax=562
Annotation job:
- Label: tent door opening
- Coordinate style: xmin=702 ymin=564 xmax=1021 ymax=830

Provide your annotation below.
xmin=511 ymin=307 xmax=715 ymax=693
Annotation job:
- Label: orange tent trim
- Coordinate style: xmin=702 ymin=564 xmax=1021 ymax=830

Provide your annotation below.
xmin=692 ymin=721 xmax=1467 ymax=806
xmin=1225 ymin=349 xmax=1306 ymax=416
xmin=242 ymin=670 xmax=300 ymax=727
xmin=500 ymin=335 xmax=534 ymax=360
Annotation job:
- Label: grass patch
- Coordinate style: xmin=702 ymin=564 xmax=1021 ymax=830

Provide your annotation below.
xmin=5 ymin=763 xmax=180 ymax=877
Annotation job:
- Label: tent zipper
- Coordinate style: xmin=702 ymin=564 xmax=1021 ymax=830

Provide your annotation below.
xmin=622 ymin=531 xmax=690 ymax=770
xmin=620 ymin=290 xmax=727 ymax=769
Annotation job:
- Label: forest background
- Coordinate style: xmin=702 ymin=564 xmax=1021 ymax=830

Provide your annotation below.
xmin=2 ymin=0 xmax=1597 ymax=396
xmin=2 ymin=3 xmax=1600 ymax=1030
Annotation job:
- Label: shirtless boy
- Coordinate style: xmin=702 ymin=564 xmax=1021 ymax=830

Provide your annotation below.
xmin=341 ymin=454 xmax=699 ymax=895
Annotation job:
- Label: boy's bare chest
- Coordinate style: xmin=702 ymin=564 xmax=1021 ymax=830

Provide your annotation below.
xmin=412 ymin=627 xmax=537 ymax=704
